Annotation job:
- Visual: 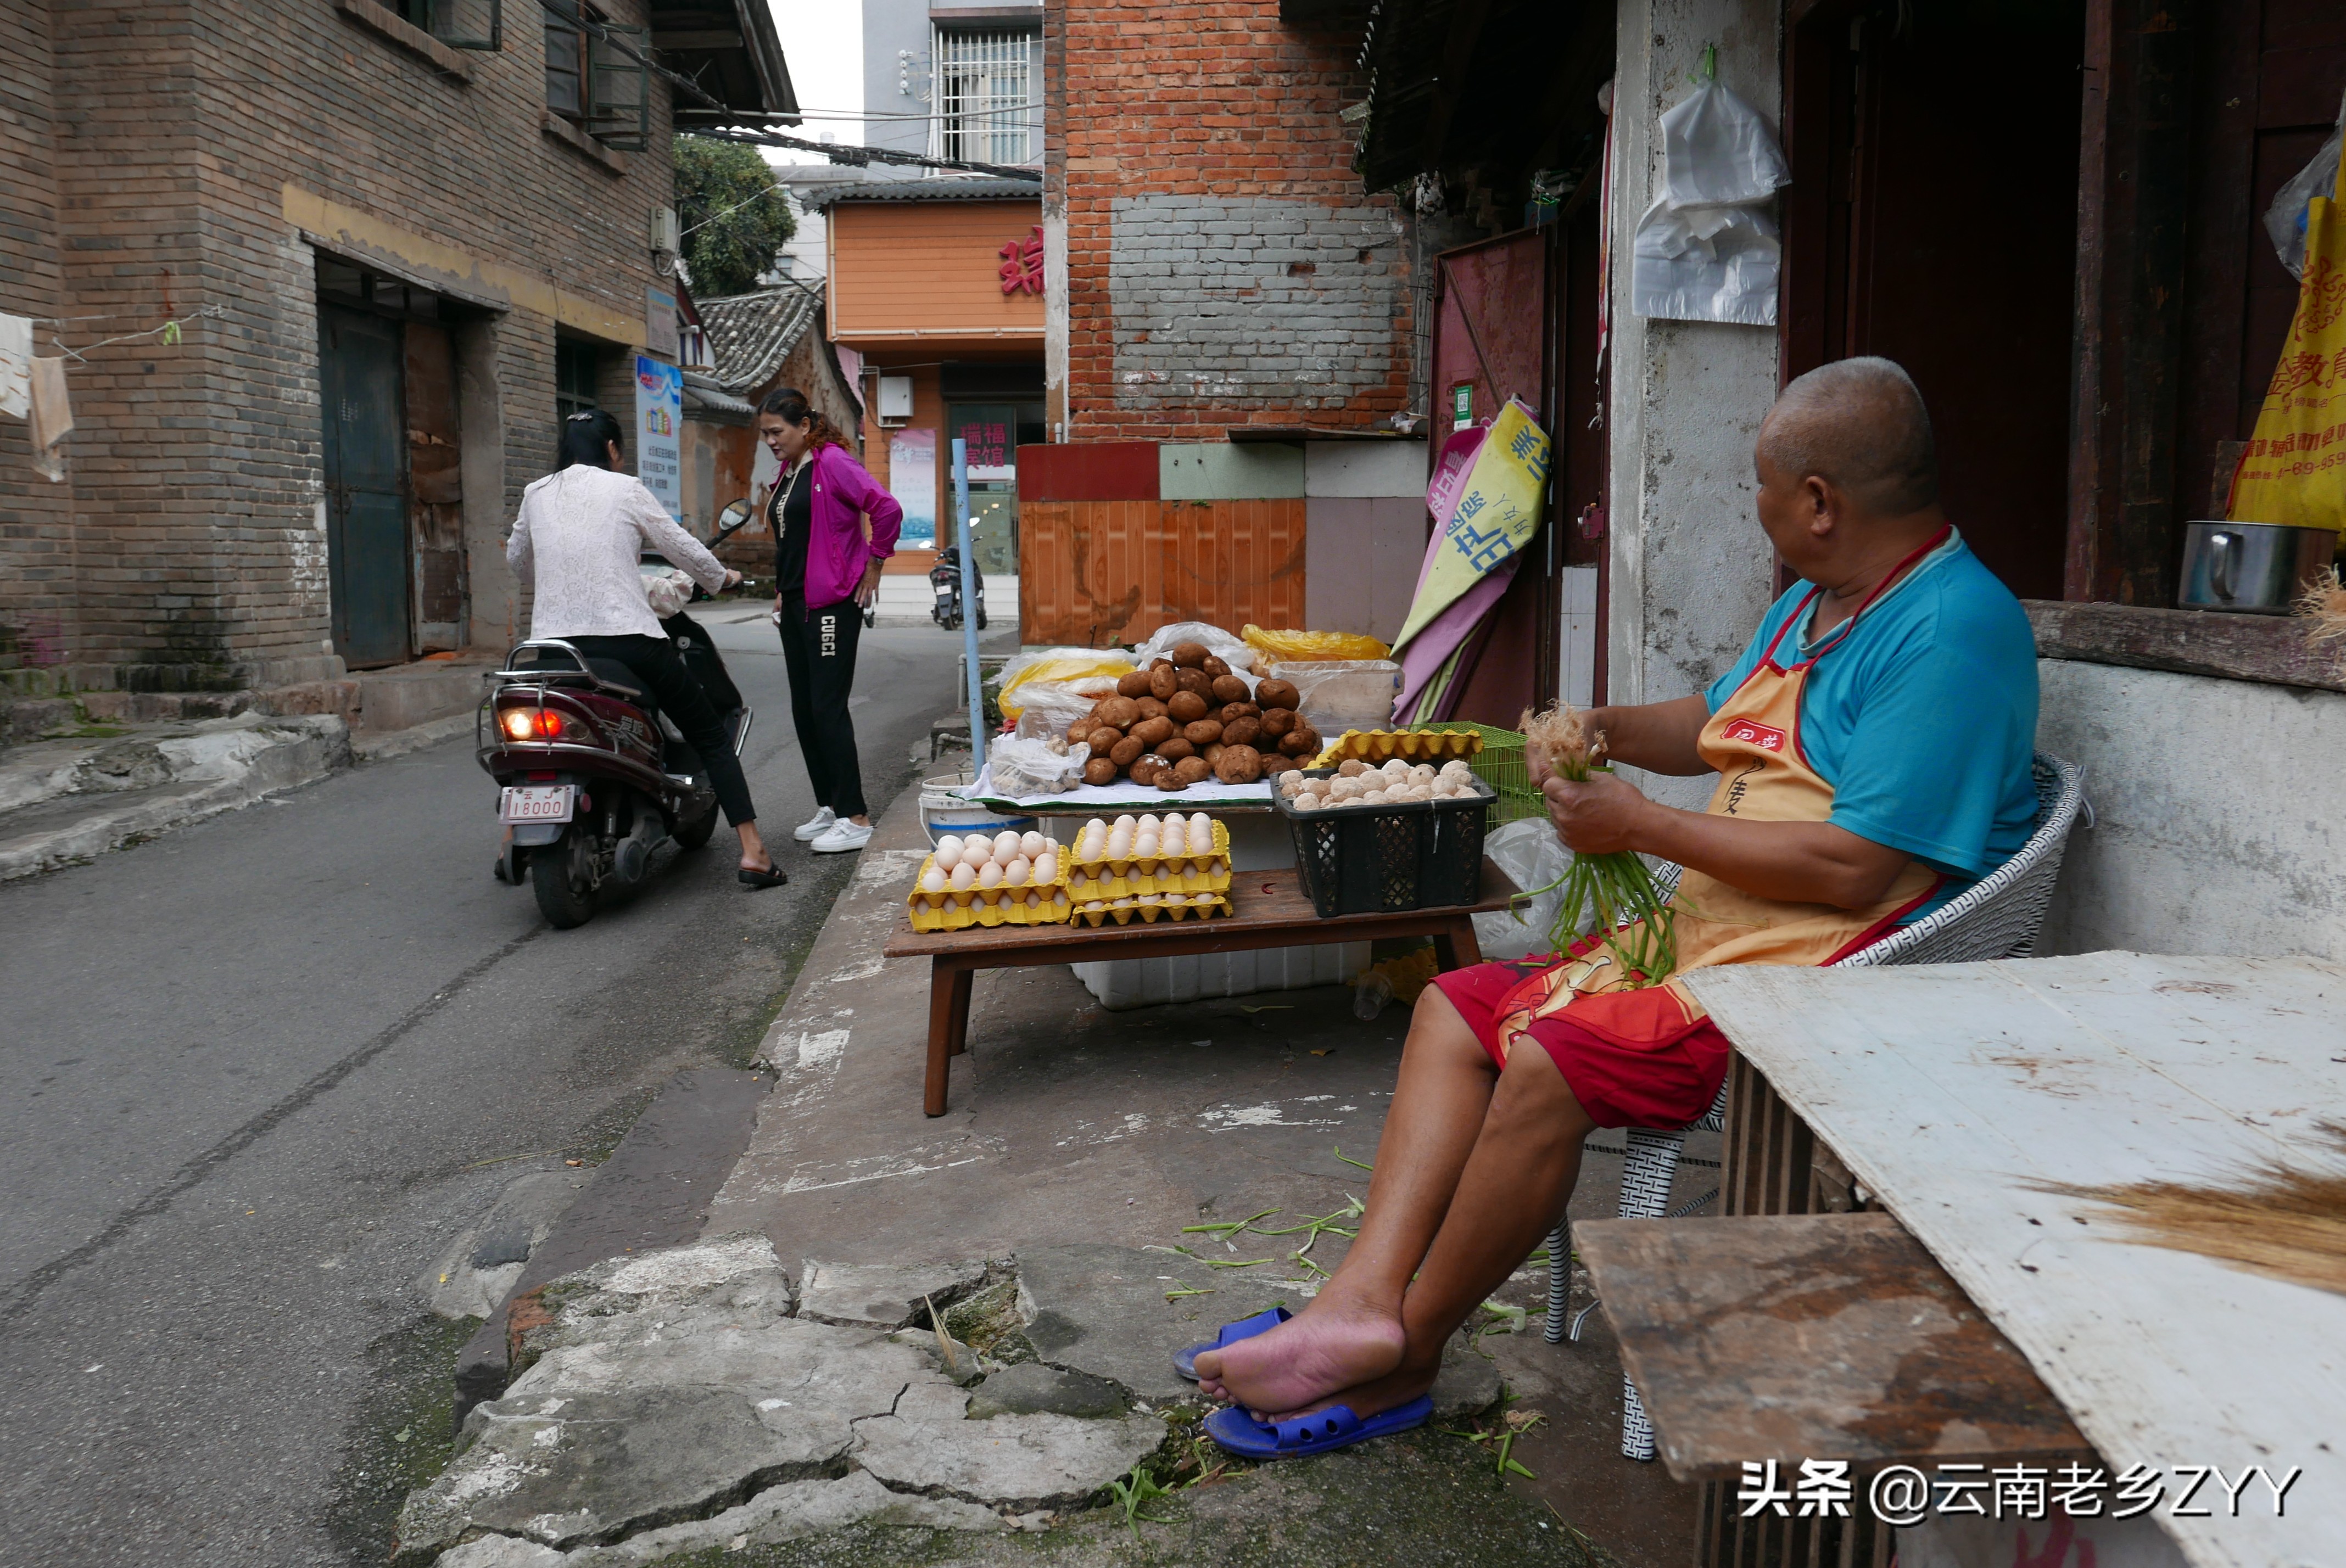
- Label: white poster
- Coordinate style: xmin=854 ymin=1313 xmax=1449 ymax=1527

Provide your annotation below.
xmin=888 ymin=427 xmax=938 ymax=548
xmin=634 ymin=355 xmax=683 ymax=519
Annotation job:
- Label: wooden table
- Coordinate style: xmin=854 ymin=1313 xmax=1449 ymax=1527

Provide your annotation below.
xmin=882 ymin=858 xmax=1517 ymax=1115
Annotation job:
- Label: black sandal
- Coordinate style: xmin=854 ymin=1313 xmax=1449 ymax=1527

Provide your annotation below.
xmin=738 ymin=863 xmax=789 ymax=889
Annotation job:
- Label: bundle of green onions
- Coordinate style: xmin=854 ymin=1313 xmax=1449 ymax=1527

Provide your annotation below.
xmin=1516 ymin=702 xmax=1678 ymax=984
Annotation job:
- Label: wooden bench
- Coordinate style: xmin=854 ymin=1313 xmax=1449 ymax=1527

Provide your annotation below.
xmin=881 ymin=859 xmax=1518 ymax=1115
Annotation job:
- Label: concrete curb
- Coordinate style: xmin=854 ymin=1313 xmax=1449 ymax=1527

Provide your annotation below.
xmin=0 ymin=714 xmax=352 ymax=882
xmin=354 ymin=709 xmax=479 ymax=764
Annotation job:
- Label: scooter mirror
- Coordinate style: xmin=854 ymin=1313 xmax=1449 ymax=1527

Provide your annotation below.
xmin=712 ymin=498 xmax=754 ymax=545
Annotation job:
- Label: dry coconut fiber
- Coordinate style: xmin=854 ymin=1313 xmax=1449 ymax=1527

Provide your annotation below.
xmin=2294 ymin=564 xmax=2346 ymax=653
xmin=2038 ymin=1123 xmax=2346 ymax=1298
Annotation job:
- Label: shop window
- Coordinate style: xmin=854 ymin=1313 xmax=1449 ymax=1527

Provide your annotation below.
xmin=389 ymin=0 xmax=501 ymax=49
xmin=932 ymin=29 xmax=1036 ymax=165
xmin=544 ymin=1 xmax=649 ymax=150
xmin=556 ymin=338 xmax=602 ymax=423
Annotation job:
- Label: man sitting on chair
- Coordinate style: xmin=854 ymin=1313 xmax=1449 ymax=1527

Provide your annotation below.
xmin=1195 ymin=356 xmax=2042 ymax=1444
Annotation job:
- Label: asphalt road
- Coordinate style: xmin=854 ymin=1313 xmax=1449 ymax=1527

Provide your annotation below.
xmin=0 ymin=609 xmax=992 ymax=1566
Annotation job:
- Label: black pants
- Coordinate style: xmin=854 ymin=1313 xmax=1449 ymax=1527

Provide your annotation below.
xmin=567 ymin=634 xmax=757 ymax=829
xmin=776 ymin=597 xmax=867 ymax=819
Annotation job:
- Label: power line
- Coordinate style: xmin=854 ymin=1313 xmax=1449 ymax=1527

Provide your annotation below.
xmin=696 ymin=127 xmax=1040 ymax=182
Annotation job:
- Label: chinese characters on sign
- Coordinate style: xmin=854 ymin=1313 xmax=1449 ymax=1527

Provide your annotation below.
xmin=998 ymin=225 xmax=1045 ymax=296
xmin=1735 ymin=1460 xmax=2302 ymax=1526
xmin=633 ymin=355 xmax=683 ymax=520
xmin=955 ymin=421 xmax=1013 ymax=483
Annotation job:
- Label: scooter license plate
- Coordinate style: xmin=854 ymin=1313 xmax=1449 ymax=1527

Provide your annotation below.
xmin=499 ymin=785 xmax=574 ymax=825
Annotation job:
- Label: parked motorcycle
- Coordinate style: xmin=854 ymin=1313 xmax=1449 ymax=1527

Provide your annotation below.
xmin=930 ymin=545 xmax=988 ymax=631
xmin=478 ymin=502 xmax=756 ymax=929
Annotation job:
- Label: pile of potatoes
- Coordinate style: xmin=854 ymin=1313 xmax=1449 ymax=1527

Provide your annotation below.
xmin=1065 ymin=641 xmax=1319 ymax=792
xmin=1281 ymin=757 xmax=1485 ymax=810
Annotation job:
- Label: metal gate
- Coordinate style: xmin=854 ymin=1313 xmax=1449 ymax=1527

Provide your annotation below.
xmin=320 ymin=305 xmax=411 ymax=668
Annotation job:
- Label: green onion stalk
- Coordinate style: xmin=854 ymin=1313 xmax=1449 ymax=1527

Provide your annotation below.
xmin=1515 ymin=704 xmax=1678 ymax=985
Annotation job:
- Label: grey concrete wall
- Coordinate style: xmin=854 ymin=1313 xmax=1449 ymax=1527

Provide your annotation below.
xmin=864 ymin=0 xmax=1041 ymax=170
xmin=1604 ymin=0 xmax=1785 ymax=810
xmin=2035 ymin=660 xmax=2346 ymax=961
xmin=1107 ymin=196 xmax=1405 ymax=415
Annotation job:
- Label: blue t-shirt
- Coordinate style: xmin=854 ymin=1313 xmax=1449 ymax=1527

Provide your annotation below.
xmin=1703 ymin=531 xmax=2040 ymax=913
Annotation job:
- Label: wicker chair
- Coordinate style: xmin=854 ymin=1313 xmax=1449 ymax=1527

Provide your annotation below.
xmin=1540 ymin=751 xmax=2087 ymax=1461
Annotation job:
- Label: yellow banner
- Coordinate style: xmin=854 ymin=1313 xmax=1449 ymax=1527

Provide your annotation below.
xmin=2228 ymin=156 xmax=2346 ymax=540
xmin=1392 ymin=398 xmax=1552 ymax=653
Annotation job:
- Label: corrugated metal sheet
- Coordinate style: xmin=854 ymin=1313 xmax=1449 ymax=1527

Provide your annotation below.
xmin=1020 ymin=500 xmax=1308 ymax=646
xmin=827 ymin=200 xmax=1045 ymax=344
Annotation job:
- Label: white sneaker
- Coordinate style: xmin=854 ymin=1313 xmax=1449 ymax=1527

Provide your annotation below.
xmin=791 ymin=807 xmax=837 ymax=842
xmin=809 ymin=819 xmax=874 ymax=854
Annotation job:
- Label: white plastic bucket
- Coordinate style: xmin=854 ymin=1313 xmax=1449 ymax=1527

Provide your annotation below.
xmin=919 ymin=771 xmax=1037 ymax=847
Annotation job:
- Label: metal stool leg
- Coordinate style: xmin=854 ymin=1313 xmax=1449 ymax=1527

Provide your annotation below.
xmin=1622 ymin=1375 xmax=1659 ymax=1460
xmin=1615 ymin=1128 xmax=1686 ymax=1463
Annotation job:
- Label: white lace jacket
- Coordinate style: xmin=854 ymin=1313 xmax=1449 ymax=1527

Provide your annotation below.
xmin=506 ymin=466 xmax=729 ymax=641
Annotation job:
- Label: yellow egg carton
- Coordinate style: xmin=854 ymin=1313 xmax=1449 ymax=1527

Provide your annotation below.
xmin=1069 ymin=893 xmax=1233 ymax=926
xmin=1312 ymin=728 xmax=1487 ymax=768
xmin=906 ymin=854 xmax=1072 ymax=932
xmin=1063 ymin=820 xmax=1231 ymax=902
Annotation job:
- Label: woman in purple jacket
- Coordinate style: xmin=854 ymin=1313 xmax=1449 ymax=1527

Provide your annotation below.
xmin=757 ymin=388 xmax=903 ymax=854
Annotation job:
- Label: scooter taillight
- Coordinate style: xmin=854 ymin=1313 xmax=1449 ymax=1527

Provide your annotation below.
xmin=496 ymin=695 xmax=595 ymax=742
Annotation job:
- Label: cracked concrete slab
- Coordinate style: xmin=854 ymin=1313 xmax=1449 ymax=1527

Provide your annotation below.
xmin=795 ymin=1256 xmax=989 ymax=1330
xmin=851 ymin=1409 xmax=1169 ymax=1512
xmin=562 ymin=1471 xmax=1002 ymax=1564
xmin=967 ymin=1361 xmax=1130 ymax=1420
xmin=1016 ymin=1243 xmax=1306 ymax=1407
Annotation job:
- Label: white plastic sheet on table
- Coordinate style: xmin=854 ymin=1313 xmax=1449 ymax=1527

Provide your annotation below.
xmin=1630 ymin=79 xmax=1790 ymax=327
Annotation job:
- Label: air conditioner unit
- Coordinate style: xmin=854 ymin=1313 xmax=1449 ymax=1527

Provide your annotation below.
xmin=876 ymin=375 xmax=914 ymax=425
xmin=649 ymin=206 xmax=680 ymax=256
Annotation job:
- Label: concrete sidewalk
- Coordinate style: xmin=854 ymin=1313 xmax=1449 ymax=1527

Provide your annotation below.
xmin=396 ymin=779 xmax=1718 ymax=1566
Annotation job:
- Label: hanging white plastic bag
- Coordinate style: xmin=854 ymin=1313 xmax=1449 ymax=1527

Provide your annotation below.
xmin=2265 ymin=122 xmax=2344 ymax=282
xmin=1470 ymin=818 xmax=1593 ymax=961
xmin=1130 ymin=620 xmax=1258 ymax=672
xmin=1632 ymin=78 xmax=1790 ymax=327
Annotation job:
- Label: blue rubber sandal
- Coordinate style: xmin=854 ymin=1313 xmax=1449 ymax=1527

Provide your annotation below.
xmin=1203 ymin=1395 xmax=1435 ymax=1459
xmin=1172 ymin=1304 xmax=1291 ymax=1382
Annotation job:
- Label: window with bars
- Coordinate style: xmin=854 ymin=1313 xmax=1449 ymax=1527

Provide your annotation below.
xmin=544 ymin=1 xmax=649 ymax=149
xmin=390 ymin=0 xmax=502 ymax=49
xmin=931 ymin=29 xmax=1036 ymax=166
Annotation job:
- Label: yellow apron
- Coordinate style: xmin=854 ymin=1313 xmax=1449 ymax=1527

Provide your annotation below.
xmin=1494 ymin=529 xmax=1951 ymax=1050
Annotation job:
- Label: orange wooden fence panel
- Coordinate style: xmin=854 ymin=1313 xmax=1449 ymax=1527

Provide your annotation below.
xmin=1020 ymin=500 xmax=1308 ymax=646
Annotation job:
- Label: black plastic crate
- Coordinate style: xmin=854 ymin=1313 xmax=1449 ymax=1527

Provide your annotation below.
xmin=1271 ymin=769 xmax=1495 ymax=917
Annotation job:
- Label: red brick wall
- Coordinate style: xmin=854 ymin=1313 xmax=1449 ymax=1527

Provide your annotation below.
xmin=1047 ymin=0 xmax=1414 ymax=443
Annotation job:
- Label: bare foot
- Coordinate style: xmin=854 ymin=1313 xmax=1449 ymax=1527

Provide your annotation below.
xmin=1194 ymin=1295 xmax=1407 ymax=1416
xmin=1254 ymin=1341 xmax=1443 ymax=1424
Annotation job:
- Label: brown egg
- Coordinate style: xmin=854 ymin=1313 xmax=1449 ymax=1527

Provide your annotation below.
xmin=1214 ymin=744 xmax=1264 ymax=783
xmin=1183 ymin=718 xmax=1224 ymax=747
xmin=1166 ymin=690 xmax=1208 ymax=723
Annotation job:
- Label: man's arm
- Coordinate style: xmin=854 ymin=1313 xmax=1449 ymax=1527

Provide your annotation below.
xmin=1526 ymin=695 xmax=1712 ymax=783
xmin=1543 ymin=770 xmax=1912 ymax=910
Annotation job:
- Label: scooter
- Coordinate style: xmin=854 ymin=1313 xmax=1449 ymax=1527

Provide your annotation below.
xmin=478 ymin=504 xmax=756 ymax=929
xmin=930 ymin=546 xmax=988 ymax=631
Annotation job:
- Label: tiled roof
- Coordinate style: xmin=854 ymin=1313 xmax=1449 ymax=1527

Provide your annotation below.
xmin=682 ymin=371 xmax=756 ymax=416
xmin=797 ymin=176 xmax=1041 ymax=212
xmin=696 ymin=284 xmax=825 ymax=395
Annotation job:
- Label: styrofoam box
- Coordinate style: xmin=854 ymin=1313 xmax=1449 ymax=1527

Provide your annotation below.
xmin=1071 ymin=940 xmax=1371 ymax=1012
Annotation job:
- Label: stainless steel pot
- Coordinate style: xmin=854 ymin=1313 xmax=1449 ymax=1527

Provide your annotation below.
xmin=2176 ymin=521 xmax=2337 ymax=614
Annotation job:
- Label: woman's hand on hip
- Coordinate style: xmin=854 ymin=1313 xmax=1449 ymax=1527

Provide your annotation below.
xmin=854 ymin=560 xmax=884 ymax=609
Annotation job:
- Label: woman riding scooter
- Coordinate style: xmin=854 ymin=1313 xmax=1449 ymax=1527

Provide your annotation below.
xmin=506 ymin=410 xmax=788 ymax=889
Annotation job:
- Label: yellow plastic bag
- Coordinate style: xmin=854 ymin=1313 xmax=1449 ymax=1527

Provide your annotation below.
xmin=1241 ymin=625 xmax=1392 ymax=665
xmin=2229 ymin=151 xmax=2346 ymax=541
xmin=996 ymin=648 xmax=1136 ymax=720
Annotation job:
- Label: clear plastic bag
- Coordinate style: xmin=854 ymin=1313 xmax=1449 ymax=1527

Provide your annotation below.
xmin=1631 ymin=78 xmax=1790 ymax=327
xmin=996 ymin=647 xmax=1137 ymax=720
xmin=1470 ymin=817 xmax=1592 ymax=961
xmin=1009 ymin=677 xmax=1119 ymax=739
xmin=2265 ymin=125 xmax=2343 ymax=282
xmin=1131 ymin=620 xmax=1257 ymax=672
xmin=983 ymin=733 xmax=1087 ymax=796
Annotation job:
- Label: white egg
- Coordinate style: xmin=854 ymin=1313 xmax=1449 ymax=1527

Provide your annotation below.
xmin=1134 ymin=832 xmax=1160 ymax=859
xmin=977 ymin=861 xmax=1003 ymax=888
xmin=1113 ymin=814 xmax=1137 ymax=831
xmin=1019 ymin=830 xmax=1048 ymax=860
xmin=1004 ymin=855 xmax=1030 ymax=884
xmin=920 ymin=867 xmax=947 ymax=893
xmin=949 ymin=863 xmax=976 ymax=891
xmin=1137 ymin=813 xmax=1160 ymax=832
xmin=1033 ymin=852 xmax=1057 ymax=884
xmin=960 ymin=835 xmax=991 ymax=865
xmin=993 ymin=830 xmax=1020 ymax=860
xmin=1412 ymin=763 xmax=1437 ymax=783
xmin=1188 ymin=821 xmax=1214 ymax=853
xmin=936 ymin=833 xmax=964 ymax=859
xmin=934 ymin=843 xmax=962 ymax=870
xmin=1107 ymin=831 xmax=1132 ymax=856
xmin=1083 ymin=899 xmax=1104 ymax=911
xmin=1382 ymin=758 xmax=1411 ymax=779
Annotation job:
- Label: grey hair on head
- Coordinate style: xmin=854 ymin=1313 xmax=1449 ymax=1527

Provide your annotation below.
xmin=1758 ymin=356 xmax=1938 ymax=516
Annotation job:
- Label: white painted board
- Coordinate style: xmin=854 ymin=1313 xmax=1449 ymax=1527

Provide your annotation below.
xmin=1686 ymin=954 xmax=2346 ymax=1568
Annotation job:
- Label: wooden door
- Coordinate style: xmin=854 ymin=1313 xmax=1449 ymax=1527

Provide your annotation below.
xmin=320 ymin=306 xmax=410 ymax=667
